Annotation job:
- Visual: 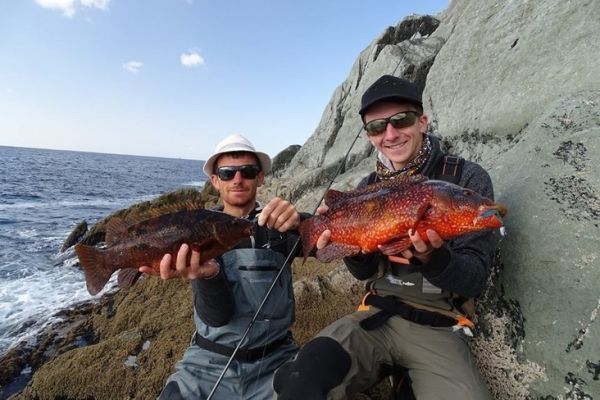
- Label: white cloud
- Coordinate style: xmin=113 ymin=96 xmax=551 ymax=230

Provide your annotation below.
xmin=180 ymin=51 xmax=205 ymax=68
xmin=35 ymin=0 xmax=110 ymax=17
xmin=36 ymin=0 xmax=76 ymax=17
xmin=123 ymin=61 xmax=143 ymax=74
xmin=81 ymin=0 xmax=110 ymax=10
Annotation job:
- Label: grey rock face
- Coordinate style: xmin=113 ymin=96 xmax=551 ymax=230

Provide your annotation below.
xmin=270 ymin=144 xmax=301 ymax=177
xmin=425 ymin=0 xmax=600 ymax=143
xmin=272 ymin=1 xmax=600 ymax=398
xmin=272 ymin=15 xmax=444 ymax=211
xmin=491 ymin=91 xmax=600 ymax=398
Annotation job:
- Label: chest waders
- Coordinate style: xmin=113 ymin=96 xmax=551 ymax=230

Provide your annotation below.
xmin=360 ymin=154 xmax=477 ymax=400
xmin=194 ymin=248 xmax=295 ymax=351
xmin=167 ymin=247 xmax=296 ymax=400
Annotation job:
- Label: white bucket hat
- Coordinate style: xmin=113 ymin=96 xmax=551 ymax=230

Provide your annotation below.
xmin=203 ymin=134 xmax=271 ymax=177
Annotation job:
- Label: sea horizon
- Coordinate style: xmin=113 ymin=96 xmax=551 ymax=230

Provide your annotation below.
xmin=0 ymin=144 xmax=205 ymax=163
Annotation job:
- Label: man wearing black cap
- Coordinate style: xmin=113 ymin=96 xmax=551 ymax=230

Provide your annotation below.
xmin=273 ymin=76 xmax=496 ymax=399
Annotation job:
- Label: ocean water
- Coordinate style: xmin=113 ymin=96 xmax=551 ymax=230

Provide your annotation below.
xmin=0 ymin=146 xmax=205 ymax=357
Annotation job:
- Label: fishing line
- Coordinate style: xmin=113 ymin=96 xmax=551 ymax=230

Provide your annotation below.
xmin=206 ymin=22 xmax=425 ymax=400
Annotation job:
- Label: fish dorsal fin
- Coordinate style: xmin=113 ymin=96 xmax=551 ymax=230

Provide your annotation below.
xmin=103 ymin=201 xmax=205 ymax=243
xmin=324 ymin=189 xmax=353 ymax=207
xmin=375 ymin=174 xmax=428 ymax=192
xmin=105 ymin=217 xmax=129 ymax=246
xmin=143 ymin=201 xmax=204 ymax=219
xmin=113 ymin=201 xmax=205 ymax=229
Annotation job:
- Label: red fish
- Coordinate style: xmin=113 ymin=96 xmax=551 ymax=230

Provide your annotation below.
xmin=75 ymin=205 xmax=253 ymax=295
xmin=299 ymin=175 xmax=507 ymax=262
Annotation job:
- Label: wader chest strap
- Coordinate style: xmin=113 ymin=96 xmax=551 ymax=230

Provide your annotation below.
xmin=434 ymin=155 xmax=464 ymax=184
xmin=359 ymin=295 xmax=456 ymax=331
xmin=194 ymin=332 xmax=290 ymax=362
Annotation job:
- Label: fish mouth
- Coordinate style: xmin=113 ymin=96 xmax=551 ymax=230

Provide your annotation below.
xmin=475 ymin=204 xmax=508 ymax=225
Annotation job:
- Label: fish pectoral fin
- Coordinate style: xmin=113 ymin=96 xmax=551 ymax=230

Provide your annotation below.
xmin=117 ymin=268 xmax=143 ymax=289
xmin=378 ymin=237 xmax=413 ymax=256
xmin=411 ymin=204 xmax=432 ymax=233
xmin=316 ymin=243 xmax=361 ymax=263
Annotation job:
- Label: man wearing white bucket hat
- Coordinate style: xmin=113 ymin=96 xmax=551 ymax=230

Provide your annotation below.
xmin=141 ymin=134 xmax=306 ymax=399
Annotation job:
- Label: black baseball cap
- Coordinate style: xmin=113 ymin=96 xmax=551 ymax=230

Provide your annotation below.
xmin=359 ymin=75 xmax=423 ymax=117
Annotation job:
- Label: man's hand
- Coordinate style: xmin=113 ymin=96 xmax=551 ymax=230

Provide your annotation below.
xmin=138 ymin=243 xmax=220 ymax=280
xmin=258 ymin=197 xmax=300 ymax=232
xmin=386 ymin=229 xmax=444 ymax=265
xmin=314 ymin=203 xmax=330 ymax=249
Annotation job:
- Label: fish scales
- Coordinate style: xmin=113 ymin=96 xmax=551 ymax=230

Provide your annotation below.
xmin=75 ymin=208 xmax=254 ymax=295
xmin=299 ymin=175 xmax=506 ymax=263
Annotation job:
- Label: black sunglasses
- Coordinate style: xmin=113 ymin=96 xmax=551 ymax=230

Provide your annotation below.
xmin=364 ymin=111 xmax=421 ymax=136
xmin=215 ymin=165 xmax=261 ymax=181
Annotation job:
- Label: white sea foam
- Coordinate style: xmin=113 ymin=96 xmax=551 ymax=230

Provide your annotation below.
xmin=0 ymin=261 xmax=117 ymax=355
xmin=16 ymin=228 xmax=38 ymax=239
xmin=182 ymin=181 xmax=204 ymax=187
xmin=0 ymin=196 xmax=156 ymax=212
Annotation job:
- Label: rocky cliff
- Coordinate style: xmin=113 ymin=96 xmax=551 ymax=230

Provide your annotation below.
xmin=267 ymin=0 xmax=600 ymax=398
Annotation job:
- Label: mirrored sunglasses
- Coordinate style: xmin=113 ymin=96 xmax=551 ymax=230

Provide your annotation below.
xmin=364 ymin=111 xmax=421 ymax=136
xmin=216 ymin=164 xmax=261 ymax=181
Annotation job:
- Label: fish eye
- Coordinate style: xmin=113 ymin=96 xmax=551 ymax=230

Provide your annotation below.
xmin=462 ymin=190 xmax=472 ymax=196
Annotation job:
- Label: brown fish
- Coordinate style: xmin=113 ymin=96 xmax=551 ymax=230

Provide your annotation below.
xmin=75 ymin=205 xmax=254 ymax=295
xmin=299 ymin=175 xmax=507 ymax=262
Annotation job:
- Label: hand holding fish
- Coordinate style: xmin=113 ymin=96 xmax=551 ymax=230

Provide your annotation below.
xmin=315 ymin=204 xmax=332 ymax=250
xmin=383 ymin=229 xmax=444 ymax=265
xmin=139 ymin=243 xmax=220 ymax=280
xmin=258 ymin=197 xmax=301 ymax=232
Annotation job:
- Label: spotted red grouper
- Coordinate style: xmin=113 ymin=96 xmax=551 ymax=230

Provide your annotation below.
xmin=299 ymin=175 xmax=507 ymax=263
xmin=75 ymin=205 xmax=254 ymax=295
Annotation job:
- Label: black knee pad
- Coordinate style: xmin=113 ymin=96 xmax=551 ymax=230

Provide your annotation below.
xmin=273 ymin=337 xmax=351 ymax=400
xmin=158 ymin=381 xmax=184 ymax=400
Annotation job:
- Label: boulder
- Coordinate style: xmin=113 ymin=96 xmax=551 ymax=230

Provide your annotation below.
xmin=61 ymin=220 xmax=87 ymax=251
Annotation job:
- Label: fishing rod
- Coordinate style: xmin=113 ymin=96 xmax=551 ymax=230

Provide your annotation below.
xmin=206 ymin=22 xmax=426 ymax=400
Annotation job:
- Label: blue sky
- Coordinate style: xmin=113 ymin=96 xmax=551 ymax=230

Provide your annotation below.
xmin=0 ymin=0 xmax=448 ymax=161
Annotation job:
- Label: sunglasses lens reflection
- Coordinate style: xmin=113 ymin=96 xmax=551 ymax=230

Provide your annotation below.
xmin=365 ymin=111 xmax=419 ymax=136
xmin=217 ymin=165 xmax=260 ymax=181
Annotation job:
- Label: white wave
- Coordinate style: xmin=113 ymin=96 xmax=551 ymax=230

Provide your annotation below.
xmin=0 ymin=199 xmax=120 ymax=211
xmin=0 ymin=263 xmax=118 ymax=356
xmin=181 ymin=181 xmax=205 ymax=187
xmin=16 ymin=228 xmax=38 ymax=239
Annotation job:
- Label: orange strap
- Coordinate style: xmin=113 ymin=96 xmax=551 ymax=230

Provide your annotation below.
xmin=358 ymin=294 xmax=475 ymax=328
xmin=455 ymin=315 xmax=475 ymax=330
xmin=357 ymin=293 xmax=371 ymax=311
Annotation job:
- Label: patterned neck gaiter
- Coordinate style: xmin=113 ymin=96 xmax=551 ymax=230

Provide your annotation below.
xmin=375 ymin=134 xmax=432 ymax=181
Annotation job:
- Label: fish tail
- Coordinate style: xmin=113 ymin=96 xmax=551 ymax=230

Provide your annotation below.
xmin=298 ymin=217 xmax=326 ymax=263
xmin=74 ymin=244 xmax=114 ymax=295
